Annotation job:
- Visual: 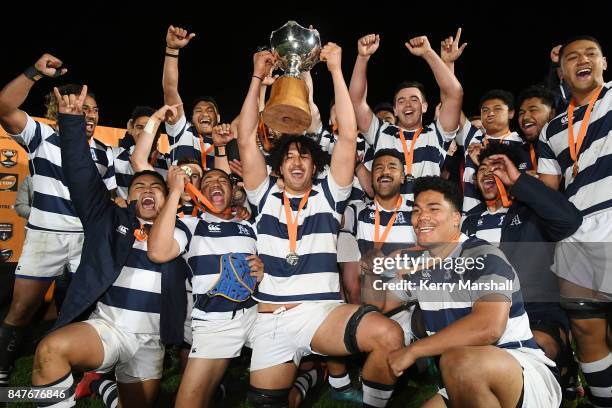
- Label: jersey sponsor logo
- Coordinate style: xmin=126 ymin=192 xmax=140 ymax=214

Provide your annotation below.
xmin=477 ymin=218 xmax=484 ymax=226
xmin=369 ymin=212 xmax=375 ymax=220
xmin=561 ymin=115 xmax=569 ymax=125
xmin=0 ymin=149 xmax=18 ymax=168
xmin=116 ymin=225 xmax=128 ymax=235
xmin=208 ymin=223 xmax=221 ymax=232
xmin=0 ymin=223 xmax=13 ymax=241
xmin=0 ymin=248 xmax=13 ymax=262
xmin=0 ymin=174 xmax=18 ymax=191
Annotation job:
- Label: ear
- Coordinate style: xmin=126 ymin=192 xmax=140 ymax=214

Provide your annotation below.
xmin=603 ymin=56 xmax=608 ymax=71
xmin=127 ymin=118 xmax=134 ymax=129
xmin=421 ymin=101 xmax=428 ymax=114
xmin=452 ymin=210 xmax=461 ymax=228
xmin=508 ymin=109 xmax=515 ymax=120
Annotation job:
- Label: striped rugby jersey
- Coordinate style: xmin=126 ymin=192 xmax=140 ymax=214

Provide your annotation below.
xmin=538 ymin=81 xmax=612 ymax=217
xmin=470 ymin=207 xmax=509 ymax=245
xmin=390 ymin=234 xmax=553 ymax=364
xmin=457 ymin=121 xmax=531 ymax=214
xmin=11 ymin=114 xmax=115 ymax=233
xmin=174 ymin=213 xmax=257 ymax=320
xmin=246 ymin=174 xmax=351 ymax=303
xmin=94 ymin=225 xmax=162 ymax=334
xmin=165 ymin=114 xmax=214 ymax=169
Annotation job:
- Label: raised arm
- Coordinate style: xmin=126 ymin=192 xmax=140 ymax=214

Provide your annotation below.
xmin=303 ymin=71 xmax=322 ymax=133
xmin=237 ymin=51 xmax=275 ymax=190
xmin=406 ymin=36 xmax=463 ymax=133
xmin=148 ymin=166 xmax=186 ymax=263
xmin=0 ymin=54 xmax=67 ymax=134
xmin=162 ymin=25 xmax=195 ymax=124
xmin=323 ymin=43 xmax=358 ymax=187
xmin=440 ymin=27 xmax=468 ymax=74
xmin=349 ymin=34 xmax=380 ymax=134
xmin=131 ymin=104 xmax=180 ymax=172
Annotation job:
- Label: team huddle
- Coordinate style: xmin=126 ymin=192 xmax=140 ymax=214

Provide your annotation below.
xmin=0 ymin=24 xmax=610 ymax=408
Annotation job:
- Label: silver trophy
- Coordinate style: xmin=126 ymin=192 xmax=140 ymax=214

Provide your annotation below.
xmin=262 ymin=21 xmax=321 ymax=135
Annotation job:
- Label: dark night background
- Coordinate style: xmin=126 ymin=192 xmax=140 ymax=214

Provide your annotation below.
xmin=1 ymin=2 xmax=611 ymax=130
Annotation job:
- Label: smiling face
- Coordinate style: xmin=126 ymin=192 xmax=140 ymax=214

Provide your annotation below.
xmin=561 ymin=40 xmax=607 ymax=99
xmin=394 ymin=87 xmax=427 ymax=130
xmin=518 ymin=97 xmax=554 ymax=142
xmin=476 ymin=158 xmax=499 ymax=201
xmin=128 ymin=174 xmax=167 ymax=221
xmin=480 ymin=98 xmax=513 ymax=135
xmin=192 ymin=101 xmax=219 ymax=135
xmin=130 ymin=115 xmax=151 ymax=144
xmin=82 ymin=96 xmax=99 ymax=138
xmin=412 ymin=190 xmax=461 ymax=249
xmin=200 ymin=170 xmax=232 ymax=211
xmin=280 ymin=142 xmax=316 ymax=194
xmin=372 ymin=155 xmax=404 ymax=199
xmin=179 ymin=163 xmax=203 ymax=204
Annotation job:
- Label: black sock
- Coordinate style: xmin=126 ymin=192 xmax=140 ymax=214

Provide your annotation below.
xmin=90 ymin=377 xmax=118 ymax=408
xmin=0 ymin=322 xmax=25 ymax=384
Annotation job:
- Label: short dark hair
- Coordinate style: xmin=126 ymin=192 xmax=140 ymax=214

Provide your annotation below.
xmin=517 ymin=86 xmax=555 ymax=111
xmin=393 ymin=81 xmax=427 ymax=104
xmin=268 ymin=135 xmax=329 ymax=179
xmin=176 ymin=156 xmax=202 ymax=169
xmin=477 ymin=143 xmax=522 ymax=169
xmin=191 ymin=96 xmax=220 ymax=116
xmin=373 ymin=102 xmax=395 ymax=115
xmin=372 ymin=148 xmax=405 ymax=170
xmin=202 ymin=168 xmax=232 ymax=184
xmin=130 ymin=106 xmax=155 ymax=122
xmin=479 ymin=89 xmax=515 ymax=111
xmin=129 ymin=170 xmax=167 ymax=194
xmin=559 ymin=35 xmax=603 ymax=60
xmin=413 ymin=176 xmax=462 ymax=213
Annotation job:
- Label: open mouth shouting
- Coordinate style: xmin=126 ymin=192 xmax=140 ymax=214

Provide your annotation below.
xmin=377 ymin=175 xmax=393 ymax=187
xmin=481 ymin=175 xmax=498 ymax=195
xmin=85 ymin=119 xmax=96 ymax=134
xmin=575 ymin=67 xmax=592 ymax=81
xmin=210 ymin=188 xmax=225 ymax=206
xmin=140 ymin=195 xmax=156 ymax=211
xmin=290 ymin=167 xmax=305 ymax=181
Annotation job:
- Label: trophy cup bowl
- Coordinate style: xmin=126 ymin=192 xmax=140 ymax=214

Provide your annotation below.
xmin=262 ymin=21 xmax=321 ymax=135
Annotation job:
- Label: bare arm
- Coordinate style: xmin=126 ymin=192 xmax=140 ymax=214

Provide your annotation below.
xmin=148 ymin=166 xmax=186 ymax=263
xmin=131 ymin=105 xmax=179 ymax=172
xmin=237 ymin=51 xmax=275 ymax=191
xmin=349 ymin=34 xmax=380 ymax=134
xmin=355 ymin=162 xmax=374 ymax=198
xmin=440 ymin=27 xmax=468 ymax=74
xmin=406 ymin=36 xmax=463 ymax=133
xmin=324 ymin=43 xmax=357 ymax=187
xmin=162 ymin=26 xmax=195 ymax=124
xmin=303 ymin=71 xmax=322 ymax=134
xmin=0 ymin=54 xmax=67 ymax=134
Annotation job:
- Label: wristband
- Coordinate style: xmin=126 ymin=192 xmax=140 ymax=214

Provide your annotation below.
xmin=23 ymin=66 xmax=44 ymax=82
xmin=144 ymin=118 xmax=159 ymax=135
xmin=214 ymin=145 xmax=226 ymax=157
xmin=165 ymin=47 xmax=180 ymax=56
xmin=253 ymin=75 xmax=263 ymax=82
xmin=165 ymin=53 xmax=178 ymax=58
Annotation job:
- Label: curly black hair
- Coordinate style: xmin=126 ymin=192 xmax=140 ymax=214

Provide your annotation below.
xmin=413 ymin=176 xmax=463 ymax=213
xmin=479 ymin=89 xmax=515 ymax=111
xmin=517 ymin=85 xmax=556 ymax=111
xmin=477 ymin=142 xmax=522 ymax=169
xmin=268 ymin=135 xmax=329 ymax=180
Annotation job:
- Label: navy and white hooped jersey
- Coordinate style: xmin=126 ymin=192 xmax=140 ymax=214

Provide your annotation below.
xmin=468 ymin=207 xmax=509 ymax=246
xmin=165 ymin=114 xmax=214 ymax=169
xmin=10 ymin=114 xmax=115 ymax=233
xmin=390 ymin=234 xmax=553 ymax=365
xmin=112 ymin=136 xmax=171 ymax=199
xmin=174 ymin=213 xmax=257 ymax=321
xmin=95 ymin=225 xmax=162 ymax=334
xmin=457 ymin=121 xmax=531 ymax=214
xmin=246 ymin=174 xmax=351 ymax=303
xmin=353 ymin=199 xmax=416 ymax=260
xmin=364 ymin=113 xmax=456 ymax=176
xmin=319 ymin=126 xmax=371 ymax=204
xmin=538 ymin=81 xmax=612 ymax=217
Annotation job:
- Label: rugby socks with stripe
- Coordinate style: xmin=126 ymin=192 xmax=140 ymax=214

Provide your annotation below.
xmin=91 ymin=377 xmax=118 ymax=408
xmin=580 ymin=352 xmax=612 ymax=407
xmin=0 ymin=322 xmax=24 ymax=385
xmin=328 ymin=371 xmax=351 ymax=393
xmin=362 ymin=379 xmax=394 ymax=408
xmin=37 ymin=371 xmax=75 ymax=408
xmin=293 ymin=368 xmax=320 ymax=399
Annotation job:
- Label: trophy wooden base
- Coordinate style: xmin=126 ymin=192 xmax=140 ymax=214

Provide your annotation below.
xmin=263 ymin=76 xmax=311 ymax=135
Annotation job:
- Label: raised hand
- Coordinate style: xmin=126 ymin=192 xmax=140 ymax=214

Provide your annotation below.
xmin=152 ymin=104 xmax=182 ymax=123
xmin=166 ymin=166 xmax=189 ymax=194
xmin=440 ymin=27 xmax=468 ymax=64
xmin=405 ymin=36 xmax=434 ymax=58
xmin=34 ymin=54 xmax=68 ymax=78
xmin=253 ymin=50 xmax=276 ymax=79
xmin=488 ymin=154 xmax=521 ymax=187
xmin=212 ymin=123 xmax=233 ymax=146
xmin=166 ymin=25 xmax=196 ymax=49
xmin=467 ymin=142 xmax=484 ymax=166
xmin=53 ymin=85 xmax=88 ymax=115
xmin=550 ymin=45 xmax=562 ymax=64
xmin=357 ymin=34 xmax=380 ymax=58
xmin=262 ymin=70 xmax=280 ymax=87
xmin=320 ymin=42 xmax=342 ymax=73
